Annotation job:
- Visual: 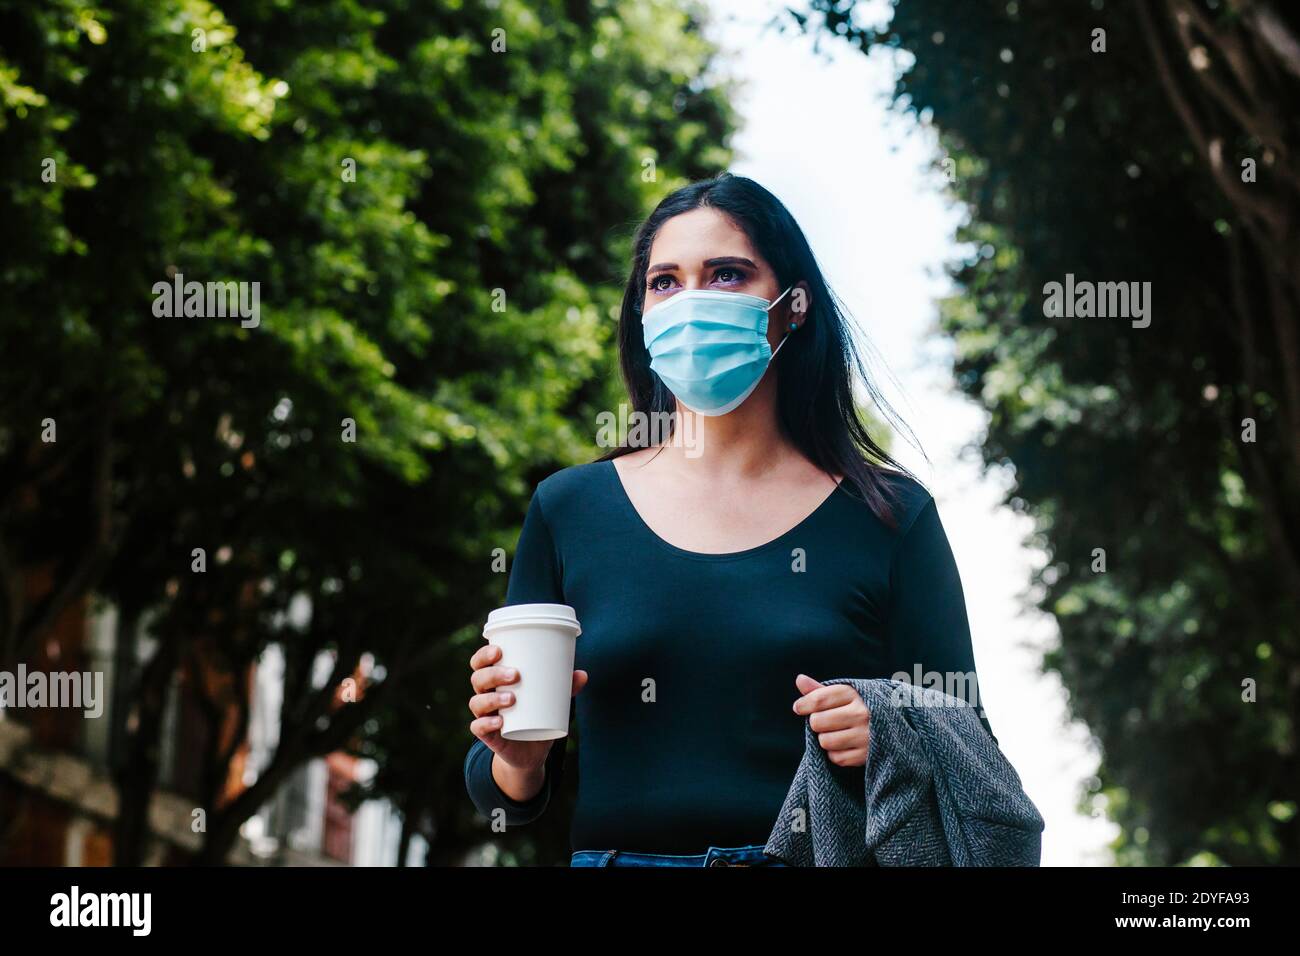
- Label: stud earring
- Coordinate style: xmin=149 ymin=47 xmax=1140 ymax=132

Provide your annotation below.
xmin=789 ymin=320 xmax=799 ymax=330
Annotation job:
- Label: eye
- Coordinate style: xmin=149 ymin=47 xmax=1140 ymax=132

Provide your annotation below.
xmin=648 ymin=274 xmax=677 ymax=293
xmin=712 ymin=267 xmax=747 ymax=285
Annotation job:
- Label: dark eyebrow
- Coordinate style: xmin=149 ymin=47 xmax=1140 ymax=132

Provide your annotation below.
xmin=646 ymin=256 xmax=758 ymax=276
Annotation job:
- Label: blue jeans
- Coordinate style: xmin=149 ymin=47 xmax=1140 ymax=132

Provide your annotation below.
xmin=570 ymin=842 xmax=788 ymax=867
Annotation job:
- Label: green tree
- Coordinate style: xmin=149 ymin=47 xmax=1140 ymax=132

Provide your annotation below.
xmin=0 ymin=0 xmax=735 ymax=864
xmin=797 ymin=0 xmax=1300 ymax=863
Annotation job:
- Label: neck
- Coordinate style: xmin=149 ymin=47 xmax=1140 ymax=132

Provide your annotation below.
xmin=660 ymin=376 xmax=793 ymax=481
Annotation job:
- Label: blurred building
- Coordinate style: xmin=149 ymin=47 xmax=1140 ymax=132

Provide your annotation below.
xmin=0 ymin=569 xmax=421 ymax=866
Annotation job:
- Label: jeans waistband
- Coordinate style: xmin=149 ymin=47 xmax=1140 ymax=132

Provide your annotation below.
xmin=570 ymin=843 xmax=786 ymax=867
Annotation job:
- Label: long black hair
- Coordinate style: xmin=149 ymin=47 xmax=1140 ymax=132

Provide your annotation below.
xmin=595 ymin=172 xmax=925 ymax=529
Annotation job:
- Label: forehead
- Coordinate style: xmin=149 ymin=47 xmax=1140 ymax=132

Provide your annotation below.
xmin=648 ymin=207 xmax=761 ymax=264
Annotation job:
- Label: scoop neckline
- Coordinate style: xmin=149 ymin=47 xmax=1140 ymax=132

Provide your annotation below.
xmin=603 ymin=457 xmax=846 ymax=563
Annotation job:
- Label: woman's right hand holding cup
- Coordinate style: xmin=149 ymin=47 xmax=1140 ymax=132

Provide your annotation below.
xmin=468 ymin=642 xmax=587 ymax=800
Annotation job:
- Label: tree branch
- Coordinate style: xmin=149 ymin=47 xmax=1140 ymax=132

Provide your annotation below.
xmin=1241 ymin=0 xmax=1300 ymax=79
xmin=1140 ymin=1 xmax=1281 ymax=230
xmin=1169 ymin=0 xmax=1282 ymax=154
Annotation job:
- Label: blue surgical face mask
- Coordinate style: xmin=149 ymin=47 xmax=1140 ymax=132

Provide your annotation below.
xmin=642 ymin=285 xmax=794 ymax=416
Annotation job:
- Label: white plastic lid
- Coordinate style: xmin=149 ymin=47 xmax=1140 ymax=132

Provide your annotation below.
xmin=483 ymin=602 xmax=581 ymax=637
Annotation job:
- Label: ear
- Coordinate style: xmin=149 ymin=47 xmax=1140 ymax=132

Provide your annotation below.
xmin=786 ymin=280 xmax=812 ymax=329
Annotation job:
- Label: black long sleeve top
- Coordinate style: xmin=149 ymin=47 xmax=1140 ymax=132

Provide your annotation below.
xmin=464 ymin=458 xmax=995 ymax=854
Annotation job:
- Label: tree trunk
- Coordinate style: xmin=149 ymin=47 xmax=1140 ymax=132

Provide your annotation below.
xmin=112 ymin=632 xmax=180 ymax=866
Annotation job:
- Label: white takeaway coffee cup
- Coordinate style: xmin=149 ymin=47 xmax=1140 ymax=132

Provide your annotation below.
xmin=482 ymin=603 xmax=581 ymax=741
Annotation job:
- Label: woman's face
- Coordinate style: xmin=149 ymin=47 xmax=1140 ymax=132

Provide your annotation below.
xmin=642 ymin=207 xmax=787 ymax=353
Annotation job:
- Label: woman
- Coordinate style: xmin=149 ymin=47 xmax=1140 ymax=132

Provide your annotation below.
xmin=463 ymin=172 xmax=995 ymax=867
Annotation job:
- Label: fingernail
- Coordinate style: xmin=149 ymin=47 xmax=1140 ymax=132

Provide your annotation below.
xmin=497 ymin=692 xmax=511 ymax=704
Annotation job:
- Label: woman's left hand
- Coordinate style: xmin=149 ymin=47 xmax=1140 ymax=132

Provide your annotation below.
xmin=791 ymin=673 xmax=871 ymax=767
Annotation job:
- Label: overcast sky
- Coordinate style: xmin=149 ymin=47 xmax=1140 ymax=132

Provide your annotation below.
xmin=703 ymin=0 xmax=1118 ymax=865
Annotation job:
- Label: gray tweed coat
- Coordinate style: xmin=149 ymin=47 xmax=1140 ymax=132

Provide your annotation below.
xmin=764 ymin=678 xmax=1045 ymax=866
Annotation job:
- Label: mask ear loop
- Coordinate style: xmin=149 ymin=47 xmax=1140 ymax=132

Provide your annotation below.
xmin=766 ymin=285 xmax=794 ymax=311
xmin=766 ymin=284 xmax=797 ymax=362
xmin=769 ymin=332 xmax=792 ymax=362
